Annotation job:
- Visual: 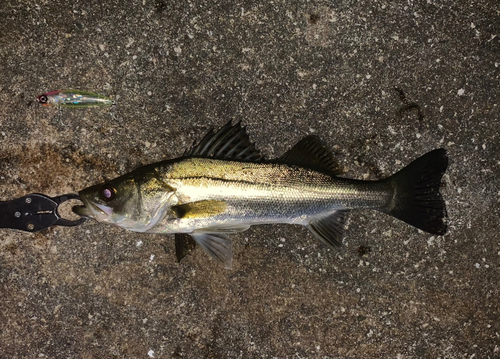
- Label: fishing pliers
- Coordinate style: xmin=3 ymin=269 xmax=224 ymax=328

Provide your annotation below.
xmin=0 ymin=193 xmax=85 ymax=232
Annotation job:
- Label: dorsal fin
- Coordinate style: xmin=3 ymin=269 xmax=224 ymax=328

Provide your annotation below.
xmin=278 ymin=136 xmax=343 ymax=175
xmin=184 ymin=121 xmax=263 ymax=162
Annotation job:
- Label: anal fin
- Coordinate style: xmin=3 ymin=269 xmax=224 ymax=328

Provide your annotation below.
xmin=307 ymin=210 xmax=349 ymax=249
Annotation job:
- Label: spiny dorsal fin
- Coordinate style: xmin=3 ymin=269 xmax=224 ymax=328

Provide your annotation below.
xmin=184 ymin=121 xmax=263 ymax=162
xmin=307 ymin=210 xmax=349 ymax=249
xmin=278 ymin=136 xmax=343 ymax=175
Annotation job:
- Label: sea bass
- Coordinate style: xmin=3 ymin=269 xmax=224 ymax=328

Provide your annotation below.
xmin=73 ymin=122 xmax=448 ymax=268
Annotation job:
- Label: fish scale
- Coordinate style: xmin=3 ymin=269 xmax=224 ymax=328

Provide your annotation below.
xmin=160 ymin=158 xmax=391 ymax=221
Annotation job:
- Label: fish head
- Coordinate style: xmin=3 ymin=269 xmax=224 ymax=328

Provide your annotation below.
xmin=73 ymin=170 xmax=175 ymax=232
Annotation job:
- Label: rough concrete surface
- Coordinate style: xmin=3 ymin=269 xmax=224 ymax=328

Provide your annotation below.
xmin=0 ymin=0 xmax=499 ymax=358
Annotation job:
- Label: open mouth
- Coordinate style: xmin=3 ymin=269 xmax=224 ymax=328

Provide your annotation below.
xmin=72 ymin=195 xmax=93 ymax=218
xmin=72 ymin=199 xmax=114 ymax=219
xmin=72 ymin=203 xmax=91 ymax=218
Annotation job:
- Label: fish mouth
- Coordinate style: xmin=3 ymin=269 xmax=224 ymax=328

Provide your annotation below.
xmin=72 ymin=197 xmax=114 ymax=219
xmin=72 ymin=204 xmax=91 ymax=218
xmin=72 ymin=195 xmax=95 ymax=218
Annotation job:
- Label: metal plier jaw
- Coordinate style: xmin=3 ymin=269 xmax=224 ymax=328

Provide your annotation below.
xmin=0 ymin=193 xmax=86 ymax=233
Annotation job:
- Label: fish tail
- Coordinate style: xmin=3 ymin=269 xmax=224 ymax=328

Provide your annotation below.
xmin=384 ymin=148 xmax=448 ymax=235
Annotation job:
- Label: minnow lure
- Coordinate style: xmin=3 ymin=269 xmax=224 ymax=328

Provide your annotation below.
xmin=36 ymin=90 xmax=115 ymax=107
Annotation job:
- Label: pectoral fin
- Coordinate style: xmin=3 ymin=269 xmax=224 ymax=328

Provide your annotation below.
xmin=190 ymin=231 xmax=233 ymax=269
xmin=171 ymin=200 xmax=227 ymax=219
xmin=307 ymin=210 xmax=349 ymax=249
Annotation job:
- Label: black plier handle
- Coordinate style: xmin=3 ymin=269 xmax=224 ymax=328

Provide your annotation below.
xmin=0 ymin=193 xmax=86 ymax=233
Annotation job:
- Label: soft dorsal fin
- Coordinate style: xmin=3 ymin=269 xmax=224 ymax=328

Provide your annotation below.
xmin=278 ymin=136 xmax=343 ymax=175
xmin=184 ymin=121 xmax=263 ymax=162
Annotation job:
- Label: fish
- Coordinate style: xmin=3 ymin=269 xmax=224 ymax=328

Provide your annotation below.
xmin=36 ymin=90 xmax=115 ymax=107
xmin=73 ymin=121 xmax=448 ymax=268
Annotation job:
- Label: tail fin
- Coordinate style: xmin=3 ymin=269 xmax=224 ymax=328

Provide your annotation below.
xmin=384 ymin=149 xmax=448 ymax=235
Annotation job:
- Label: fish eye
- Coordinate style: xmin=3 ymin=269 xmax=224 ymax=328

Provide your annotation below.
xmin=37 ymin=95 xmax=48 ymax=104
xmin=99 ymin=184 xmax=116 ymax=201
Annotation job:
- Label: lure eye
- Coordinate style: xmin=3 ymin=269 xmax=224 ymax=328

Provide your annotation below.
xmin=99 ymin=184 xmax=116 ymax=201
xmin=37 ymin=95 xmax=48 ymax=104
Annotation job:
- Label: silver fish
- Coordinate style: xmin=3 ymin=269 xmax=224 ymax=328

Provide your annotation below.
xmin=73 ymin=122 xmax=448 ymax=268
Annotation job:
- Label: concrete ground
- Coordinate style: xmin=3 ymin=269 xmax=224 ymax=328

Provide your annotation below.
xmin=0 ymin=0 xmax=498 ymax=358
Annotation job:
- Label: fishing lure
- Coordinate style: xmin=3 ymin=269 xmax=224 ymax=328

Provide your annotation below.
xmin=36 ymin=90 xmax=115 ymax=108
